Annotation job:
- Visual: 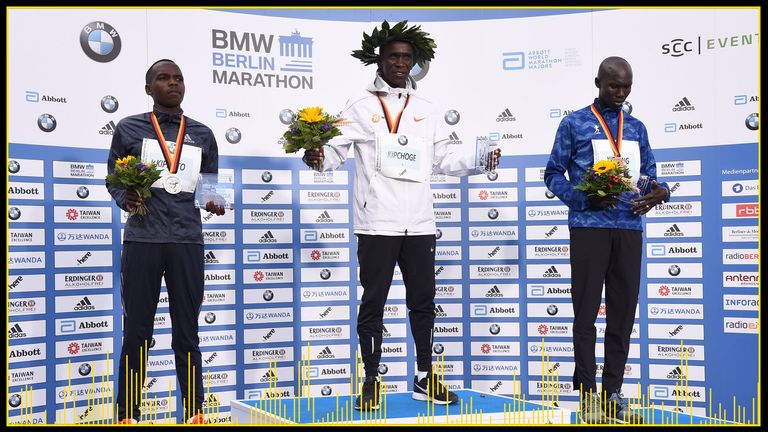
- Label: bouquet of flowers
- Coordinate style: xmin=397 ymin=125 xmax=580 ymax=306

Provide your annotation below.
xmin=105 ymin=155 xmax=162 ymax=216
xmin=281 ymin=106 xmax=343 ymax=154
xmin=575 ymin=159 xmax=639 ymax=201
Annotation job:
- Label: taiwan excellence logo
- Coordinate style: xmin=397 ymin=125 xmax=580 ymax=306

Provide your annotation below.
xmin=80 ymin=22 xmax=121 ymax=63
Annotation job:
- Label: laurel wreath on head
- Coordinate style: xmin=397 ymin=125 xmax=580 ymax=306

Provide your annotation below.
xmin=351 ymin=20 xmax=436 ymax=67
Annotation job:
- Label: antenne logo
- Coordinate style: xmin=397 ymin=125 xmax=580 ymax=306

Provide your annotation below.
xmin=80 ymin=22 xmax=121 ymax=62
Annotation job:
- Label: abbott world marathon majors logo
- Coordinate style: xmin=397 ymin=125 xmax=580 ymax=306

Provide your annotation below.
xmin=80 ymin=22 xmax=121 ymax=62
xmin=211 ymin=28 xmax=316 ymax=89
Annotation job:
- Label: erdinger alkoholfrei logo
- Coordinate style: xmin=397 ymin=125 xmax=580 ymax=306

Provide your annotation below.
xmin=8 ymin=160 xmax=20 ymax=174
xmin=78 ymin=363 xmax=92 ymax=376
xmin=100 ymin=95 xmax=119 ymax=113
xmin=444 ymin=110 xmax=460 ymax=125
xmin=37 ymin=113 xmax=57 ymax=132
xmin=279 ymin=109 xmax=294 ymax=125
xmin=9 ymin=207 xmax=22 ymax=220
xmin=261 ymin=171 xmax=273 ymax=183
xmin=77 ymin=186 xmax=90 ymax=199
xmin=411 ymin=61 xmax=429 ymax=82
xmin=80 ymin=22 xmax=121 ymax=63
xmin=225 ymin=127 xmax=241 ymax=144
xmin=745 ymin=113 xmax=758 ymax=130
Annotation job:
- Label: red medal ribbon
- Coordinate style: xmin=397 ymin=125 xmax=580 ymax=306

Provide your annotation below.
xmin=590 ymin=104 xmax=623 ymax=157
xmin=377 ymin=95 xmax=411 ymax=134
xmin=150 ymin=113 xmax=186 ymax=174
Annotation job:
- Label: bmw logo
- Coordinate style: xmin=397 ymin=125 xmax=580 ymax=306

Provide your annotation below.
xmin=545 ymin=189 xmax=556 ymax=199
xmin=433 ymin=343 xmax=444 ymax=354
xmin=205 ymin=312 xmax=216 ymax=324
xmin=263 ymin=290 xmax=274 ymax=301
xmin=488 ymin=209 xmax=499 ymax=220
xmin=435 ymin=229 xmax=442 ymax=240
xmin=487 ymin=171 xmax=498 ymax=181
xmin=321 ymin=385 xmax=333 ymax=396
xmin=398 ymin=135 xmax=408 ymax=146
xmin=100 ymin=95 xmax=119 ymax=113
xmin=489 ymin=324 xmax=501 ymax=335
xmin=225 ymin=127 xmax=242 ymax=144
xmin=745 ymin=113 xmax=758 ymax=131
xmin=9 ymin=394 xmax=22 ymax=408
xmin=8 ymin=160 xmax=20 ymax=174
xmin=9 ymin=207 xmax=22 ymax=220
xmin=57 ymin=232 xmax=67 ymax=242
xmin=149 ymin=338 xmax=156 ymax=348
xmin=621 ymin=101 xmax=633 ymax=115
xmin=37 ymin=113 xmax=57 ymax=132
xmin=547 ymin=304 xmax=558 ymax=316
xmin=378 ymin=364 xmax=388 ymax=375
xmin=79 ymin=363 xmax=92 ymax=376
xmin=77 ymin=186 xmax=90 ymax=199
xmin=279 ymin=109 xmax=294 ymax=125
xmin=668 ymin=265 xmax=681 ymax=276
xmin=444 ymin=110 xmax=460 ymax=125
xmin=410 ymin=61 xmax=430 ymax=82
xmin=261 ymin=171 xmax=273 ymax=183
xmin=80 ymin=21 xmax=122 ymax=63
xmin=320 ymin=269 xmax=331 ymax=280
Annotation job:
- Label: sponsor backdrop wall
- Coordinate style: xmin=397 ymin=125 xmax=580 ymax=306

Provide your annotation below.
xmin=7 ymin=7 xmax=759 ymax=424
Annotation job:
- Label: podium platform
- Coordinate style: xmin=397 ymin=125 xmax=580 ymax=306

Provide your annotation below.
xmin=231 ymin=389 xmax=573 ymax=425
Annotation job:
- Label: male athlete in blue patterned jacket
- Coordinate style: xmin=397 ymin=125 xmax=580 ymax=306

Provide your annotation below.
xmin=544 ymin=56 xmax=670 ymax=424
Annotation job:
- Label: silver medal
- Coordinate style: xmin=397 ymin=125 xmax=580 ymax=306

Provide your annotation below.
xmin=164 ymin=174 xmax=182 ymax=194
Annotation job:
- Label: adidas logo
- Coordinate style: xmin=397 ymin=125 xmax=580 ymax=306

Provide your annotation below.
xmin=261 ymin=370 xmax=277 ymax=382
xmin=664 ymin=224 xmax=683 ymax=237
xmin=543 ymin=266 xmax=560 ymax=278
xmin=435 ymin=305 xmax=447 ymax=317
xmin=672 ymin=97 xmax=695 ymax=112
xmin=667 ymin=366 xmax=684 ymax=379
xmin=496 ymin=108 xmax=516 ymax=121
xmin=259 ymin=231 xmax=276 ymax=243
xmin=316 ymin=210 xmax=333 ymax=223
xmin=447 ymin=131 xmax=461 ymax=144
xmin=204 ymin=251 xmax=218 ymax=264
xmin=9 ymin=323 xmax=26 ymax=338
xmin=9 ymin=323 xmax=23 ymax=334
xmin=183 ymin=133 xmax=195 ymax=144
xmin=99 ymin=120 xmax=116 ymax=135
xmin=382 ymin=325 xmax=391 ymax=337
xmin=317 ymin=346 xmax=334 ymax=359
xmin=485 ymin=285 xmax=503 ymax=298
xmin=74 ymin=297 xmax=96 ymax=311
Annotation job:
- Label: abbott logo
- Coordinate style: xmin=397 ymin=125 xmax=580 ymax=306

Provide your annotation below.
xmin=502 ymin=52 xmax=525 ymax=70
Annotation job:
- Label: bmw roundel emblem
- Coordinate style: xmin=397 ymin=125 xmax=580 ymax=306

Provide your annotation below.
xmin=547 ymin=304 xmax=558 ymax=316
xmin=435 ymin=229 xmax=442 ymax=240
xmin=378 ymin=364 xmax=388 ymax=375
xmin=8 ymin=160 xmax=20 ymax=174
xmin=79 ymin=363 xmax=92 ymax=376
xmin=77 ymin=186 xmax=90 ymax=199
xmin=668 ymin=265 xmax=681 ymax=276
xmin=37 ymin=113 xmax=57 ymax=132
xmin=149 ymin=338 xmax=156 ymax=348
xmin=9 ymin=207 xmax=22 ymax=220
xmin=488 ymin=209 xmax=499 ymax=220
xmin=489 ymin=324 xmax=501 ymax=335
xmin=487 ymin=171 xmax=498 ymax=181
xmin=205 ymin=312 xmax=216 ymax=324
xmin=320 ymin=269 xmax=331 ymax=280
xmin=263 ymin=290 xmax=274 ymax=301
xmin=261 ymin=171 xmax=273 ymax=183
xmin=433 ymin=343 xmax=444 ymax=354
xmin=545 ymin=189 xmax=556 ymax=199
xmin=621 ymin=101 xmax=633 ymax=115
xmin=279 ymin=109 xmax=294 ymax=125
xmin=100 ymin=95 xmax=119 ymax=113
xmin=444 ymin=110 xmax=460 ymax=125
xmin=410 ymin=61 xmax=429 ymax=82
xmin=398 ymin=135 xmax=408 ymax=146
xmin=321 ymin=385 xmax=332 ymax=396
xmin=745 ymin=113 xmax=758 ymax=131
xmin=225 ymin=127 xmax=242 ymax=144
xmin=9 ymin=394 xmax=22 ymax=408
xmin=80 ymin=21 xmax=122 ymax=63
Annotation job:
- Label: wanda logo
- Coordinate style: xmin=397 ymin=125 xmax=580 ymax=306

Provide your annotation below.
xmin=736 ymin=203 xmax=758 ymax=217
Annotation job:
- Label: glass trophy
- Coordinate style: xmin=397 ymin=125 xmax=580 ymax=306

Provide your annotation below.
xmin=476 ymin=137 xmax=499 ymax=174
xmin=194 ymin=173 xmax=234 ymax=210
xmin=619 ymin=174 xmax=650 ymax=204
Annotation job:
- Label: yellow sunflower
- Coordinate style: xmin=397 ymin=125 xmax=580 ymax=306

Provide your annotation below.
xmin=116 ymin=155 xmax=135 ymax=167
xmin=298 ymin=106 xmax=325 ymax=123
xmin=593 ymin=159 xmax=618 ymax=174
